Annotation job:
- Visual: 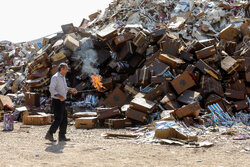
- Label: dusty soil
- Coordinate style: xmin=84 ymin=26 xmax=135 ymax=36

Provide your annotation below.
xmin=0 ymin=122 xmax=249 ymax=167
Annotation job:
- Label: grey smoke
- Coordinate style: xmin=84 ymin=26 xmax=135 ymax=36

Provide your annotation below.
xmin=76 ymin=38 xmax=99 ymax=76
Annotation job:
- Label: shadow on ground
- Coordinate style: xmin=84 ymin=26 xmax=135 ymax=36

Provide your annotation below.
xmin=45 ymin=141 xmax=66 ymax=154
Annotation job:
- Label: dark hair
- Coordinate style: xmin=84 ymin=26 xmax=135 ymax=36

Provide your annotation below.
xmin=58 ymin=63 xmax=68 ymax=72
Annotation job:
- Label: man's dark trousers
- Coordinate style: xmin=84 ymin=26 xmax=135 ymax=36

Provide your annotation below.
xmin=48 ymin=99 xmax=67 ymax=136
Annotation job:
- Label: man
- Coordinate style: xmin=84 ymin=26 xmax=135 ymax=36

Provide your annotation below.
xmin=45 ymin=63 xmax=77 ymax=142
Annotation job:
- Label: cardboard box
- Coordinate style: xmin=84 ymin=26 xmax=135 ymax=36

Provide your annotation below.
xmin=144 ymin=84 xmax=163 ymax=101
xmin=96 ymin=106 xmax=122 ymax=120
xmin=130 ymin=97 xmax=156 ymax=114
xmin=73 ymin=112 xmax=97 ymax=119
xmin=133 ymin=31 xmax=147 ymax=47
xmin=50 ymin=51 xmax=67 ymax=63
xmin=234 ymin=100 xmax=248 ymax=111
xmin=64 ymin=35 xmax=79 ymax=51
xmin=61 ymin=23 xmax=76 ymax=34
xmin=224 ymin=89 xmax=245 ymax=100
xmin=125 ymin=107 xmax=149 ymax=123
xmin=195 ymin=59 xmax=221 ymax=80
xmin=154 ymin=127 xmax=198 ymax=141
xmin=218 ymin=24 xmax=240 ymax=41
xmin=201 ymin=76 xmax=224 ymax=97
xmin=96 ymin=24 xmax=117 ymax=41
xmin=160 ymin=38 xmax=181 ymax=56
xmin=75 ymin=117 xmax=97 ymax=129
xmin=24 ymin=92 xmax=40 ymax=107
xmin=170 ymin=72 xmax=196 ymax=94
xmin=138 ymin=67 xmax=151 ymax=86
xmin=177 ymin=90 xmax=201 ymax=104
xmin=221 ymin=56 xmax=239 ymax=74
xmin=22 ymin=115 xmax=51 ymax=125
xmin=163 ymin=101 xmax=181 ymax=110
xmin=195 ymin=45 xmax=216 ymax=59
xmin=114 ymin=33 xmax=134 ymax=45
xmin=28 ymin=68 xmax=50 ymax=80
xmin=174 ymin=102 xmax=201 ymax=119
xmin=104 ymin=118 xmax=132 ymax=129
xmin=103 ymin=86 xmax=128 ymax=107
xmin=158 ymin=53 xmax=185 ymax=69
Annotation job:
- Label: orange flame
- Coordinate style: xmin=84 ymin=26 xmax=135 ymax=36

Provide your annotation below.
xmin=91 ymin=75 xmax=104 ymax=92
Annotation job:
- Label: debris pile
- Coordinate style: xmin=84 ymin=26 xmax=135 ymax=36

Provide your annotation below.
xmin=0 ymin=0 xmax=249 ymax=142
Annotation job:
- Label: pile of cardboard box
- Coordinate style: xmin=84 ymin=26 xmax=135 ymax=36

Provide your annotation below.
xmin=0 ymin=0 xmax=249 ymax=131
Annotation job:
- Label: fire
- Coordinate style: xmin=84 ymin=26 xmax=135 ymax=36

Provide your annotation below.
xmin=90 ymin=75 xmax=104 ymax=92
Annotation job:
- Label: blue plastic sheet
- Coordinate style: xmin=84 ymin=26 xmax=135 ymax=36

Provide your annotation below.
xmin=208 ymin=103 xmax=235 ymax=127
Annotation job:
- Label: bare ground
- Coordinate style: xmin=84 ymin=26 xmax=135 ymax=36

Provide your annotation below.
xmin=0 ymin=122 xmax=249 ymax=167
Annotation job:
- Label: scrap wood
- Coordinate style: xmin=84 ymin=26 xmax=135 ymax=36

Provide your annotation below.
xmin=103 ymin=133 xmax=139 ymax=138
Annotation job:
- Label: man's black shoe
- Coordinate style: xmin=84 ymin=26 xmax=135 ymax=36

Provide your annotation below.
xmin=59 ymin=135 xmax=70 ymax=142
xmin=45 ymin=132 xmax=56 ymax=142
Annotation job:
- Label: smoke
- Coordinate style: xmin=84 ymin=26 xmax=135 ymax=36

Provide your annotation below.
xmin=76 ymin=38 xmax=99 ymax=76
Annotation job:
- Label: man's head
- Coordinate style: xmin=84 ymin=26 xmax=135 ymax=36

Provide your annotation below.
xmin=58 ymin=63 xmax=68 ymax=76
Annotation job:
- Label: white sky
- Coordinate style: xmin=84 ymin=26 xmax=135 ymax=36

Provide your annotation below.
xmin=0 ymin=0 xmax=113 ymax=43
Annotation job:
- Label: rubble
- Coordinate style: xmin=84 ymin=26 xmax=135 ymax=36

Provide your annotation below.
xmin=0 ymin=0 xmax=250 ymax=146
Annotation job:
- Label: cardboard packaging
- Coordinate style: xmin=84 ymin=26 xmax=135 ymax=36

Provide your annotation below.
xmin=75 ymin=117 xmax=97 ymax=129
xmin=117 ymin=41 xmax=133 ymax=60
xmin=220 ymin=56 xmax=239 ymax=74
xmin=144 ymin=84 xmax=163 ymax=101
xmin=125 ymin=107 xmax=149 ymax=123
xmin=158 ymin=53 xmax=185 ymax=69
xmin=24 ymin=92 xmax=40 ymax=107
xmin=61 ymin=23 xmax=76 ymax=34
xmin=133 ymin=31 xmax=147 ymax=47
xmin=195 ymin=45 xmax=216 ymax=59
xmin=179 ymin=51 xmax=195 ymax=62
xmin=26 ymin=77 xmax=50 ymax=88
xmin=218 ymin=24 xmax=240 ymax=41
xmin=42 ymin=34 xmax=58 ymax=47
xmin=73 ymin=112 xmax=97 ymax=119
xmin=149 ymin=59 xmax=169 ymax=76
xmin=163 ymin=101 xmax=181 ymax=110
xmin=136 ymin=41 xmax=150 ymax=55
xmin=177 ymin=90 xmax=201 ymax=104
xmin=174 ymin=102 xmax=201 ymax=119
xmin=201 ymin=76 xmax=224 ymax=97
xmin=114 ymin=33 xmax=134 ymax=45
xmin=28 ymin=52 xmax=48 ymax=72
xmin=50 ymin=51 xmax=67 ymax=63
xmin=96 ymin=106 xmax=122 ymax=120
xmin=130 ymin=97 xmax=156 ymax=114
xmin=160 ymin=38 xmax=181 ymax=56
xmin=195 ymin=59 xmax=221 ymax=80
xmin=104 ymin=118 xmax=132 ymax=129
xmin=170 ymin=72 xmax=196 ymax=94
xmin=64 ymin=35 xmax=79 ymax=51
xmin=22 ymin=115 xmax=51 ymax=125
xmin=96 ymin=24 xmax=117 ymax=41
xmin=28 ymin=68 xmax=50 ymax=80
xmin=224 ymin=89 xmax=245 ymax=100
xmin=139 ymin=67 xmax=151 ymax=86
xmin=103 ymin=86 xmax=128 ymax=107
xmin=234 ymin=100 xmax=248 ymax=111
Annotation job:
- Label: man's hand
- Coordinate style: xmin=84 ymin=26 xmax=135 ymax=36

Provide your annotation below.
xmin=59 ymin=96 xmax=66 ymax=102
xmin=69 ymin=88 xmax=78 ymax=94
xmin=55 ymin=94 xmax=65 ymax=102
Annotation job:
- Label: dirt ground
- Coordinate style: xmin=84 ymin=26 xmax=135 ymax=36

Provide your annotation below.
xmin=0 ymin=122 xmax=249 ymax=167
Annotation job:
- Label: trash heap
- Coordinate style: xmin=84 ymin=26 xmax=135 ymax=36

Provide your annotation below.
xmin=0 ymin=0 xmax=250 ymax=140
